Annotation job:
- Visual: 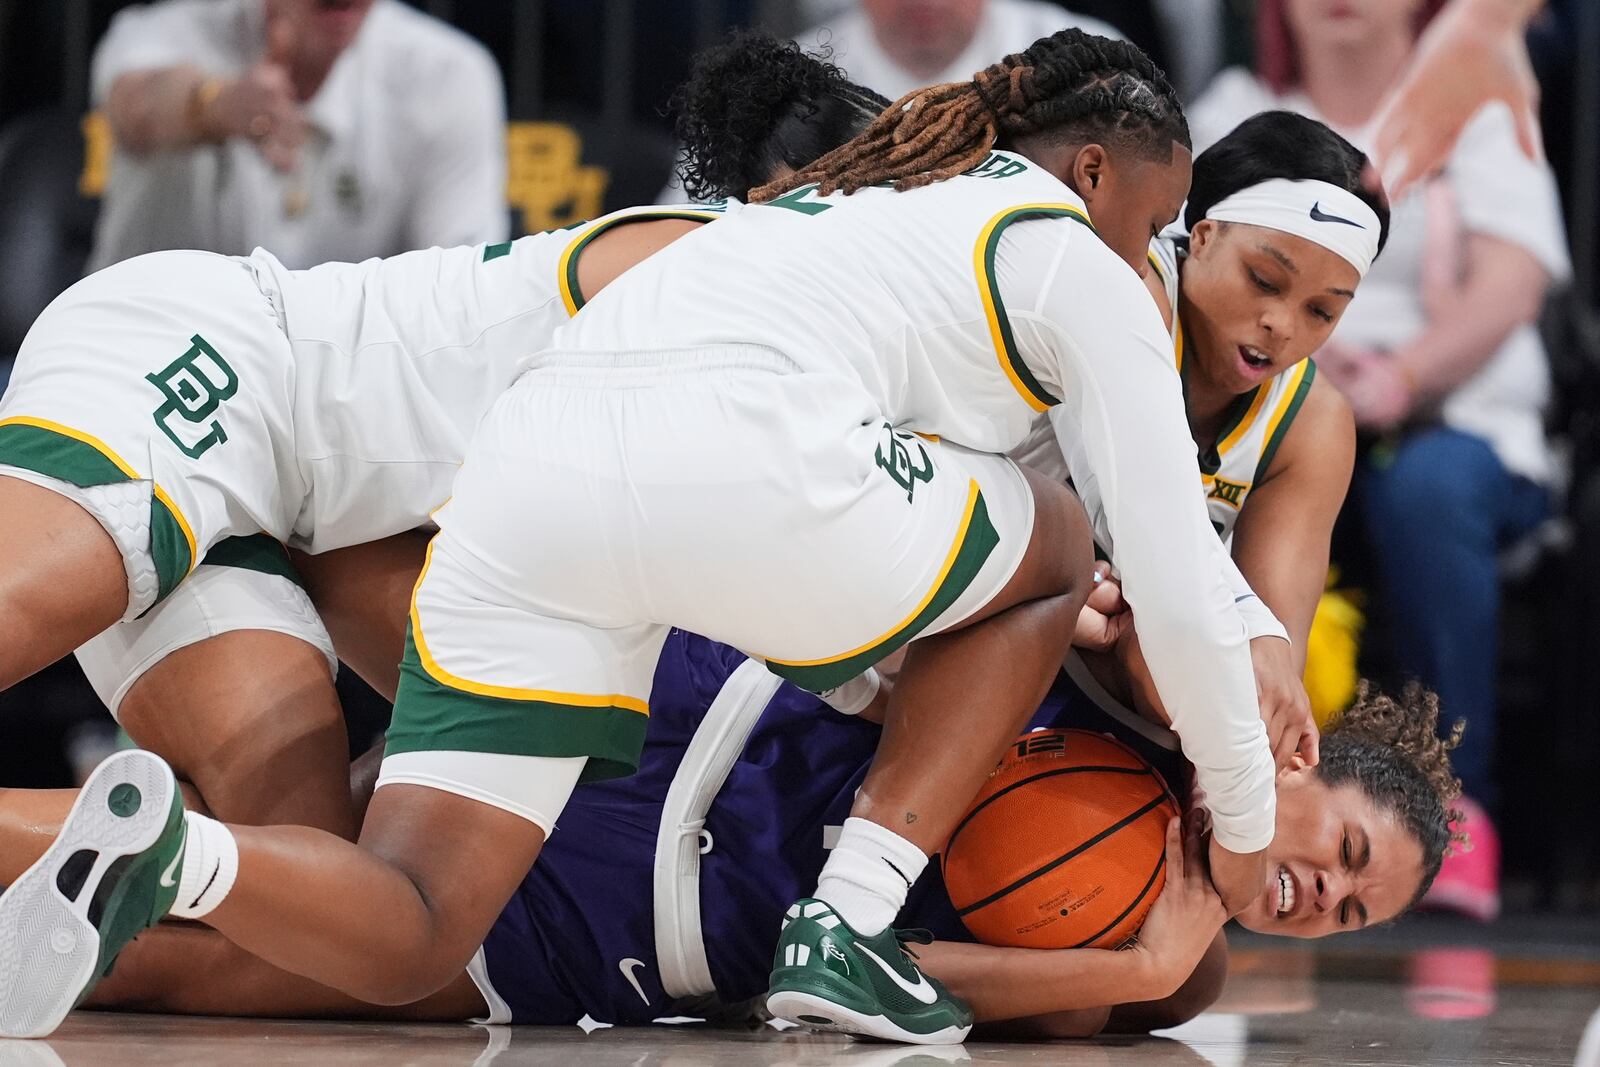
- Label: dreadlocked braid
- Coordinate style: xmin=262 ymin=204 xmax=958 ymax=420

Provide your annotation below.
xmin=752 ymin=29 xmax=1188 ymax=202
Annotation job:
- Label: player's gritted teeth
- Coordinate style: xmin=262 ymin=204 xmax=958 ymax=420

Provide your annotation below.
xmin=1269 ymin=864 xmax=1300 ymax=920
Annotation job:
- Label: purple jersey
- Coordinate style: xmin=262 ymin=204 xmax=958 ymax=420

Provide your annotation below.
xmin=477 ymin=630 xmax=1183 ymax=1024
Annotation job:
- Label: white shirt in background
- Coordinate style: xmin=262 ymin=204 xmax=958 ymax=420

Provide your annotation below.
xmin=797 ymin=0 xmax=1122 ymax=103
xmin=1189 ymin=70 xmax=1572 ymax=486
xmin=89 ymin=0 xmax=508 ymax=272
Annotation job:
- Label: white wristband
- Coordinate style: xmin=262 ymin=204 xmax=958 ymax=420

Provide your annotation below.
xmin=818 ymin=668 xmax=881 ymax=716
xmin=1235 ymin=593 xmax=1290 ymax=644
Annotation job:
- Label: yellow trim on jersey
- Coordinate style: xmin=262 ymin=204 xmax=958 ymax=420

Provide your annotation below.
xmin=1173 ymin=319 xmax=1185 ymax=373
xmin=1257 ymin=359 xmax=1314 ymax=462
xmin=974 ymin=202 xmax=1094 ymax=413
xmin=1215 ymin=383 xmax=1273 ymax=457
xmin=766 ymin=478 xmax=985 ymax=669
xmin=407 ymin=536 xmax=650 ymax=715
xmin=0 ymin=415 xmax=198 ymax=570
xmin=556 ymin=210 xmax=724 ymax=317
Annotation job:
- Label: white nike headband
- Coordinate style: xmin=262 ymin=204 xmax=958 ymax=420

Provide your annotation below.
xmin=1204 ymin=178 xmax=1382 ymax=278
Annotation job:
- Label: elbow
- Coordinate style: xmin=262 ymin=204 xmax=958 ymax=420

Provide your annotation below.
xmin=1049 ymin=1004 xmax=1113 ymax=1039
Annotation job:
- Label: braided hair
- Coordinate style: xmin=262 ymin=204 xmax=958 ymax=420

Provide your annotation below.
xmin=1319 ymin=682 xmax=1465 ymax=906
xmin=669 ymin=32 xmax=890 ymax=202
xmin=752 ymin=29 xmax=1188 ymax=202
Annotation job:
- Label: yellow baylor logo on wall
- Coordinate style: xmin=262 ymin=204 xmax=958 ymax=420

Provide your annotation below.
xmin=506 ymin=123 xmax=609 ymax=233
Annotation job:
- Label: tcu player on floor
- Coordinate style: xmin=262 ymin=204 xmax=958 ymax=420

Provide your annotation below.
xmin=72 ymin=628 xmax=1461 ymax=1038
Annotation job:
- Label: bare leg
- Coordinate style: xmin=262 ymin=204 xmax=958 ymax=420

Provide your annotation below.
xmin=88 ymin=923 xmax=487 ymax=1021
xmin=852 ymin=470 xmax=1094 ymax=853
xmin=0 ymin=477 xmax=126 ymax=687
xmin=118 ymin=630 xmax=358 ymax=839
xmin=291 ymin=531 xmax=428 ymax=703
xmin=198 ymin=785 xmax=546 ymax=1005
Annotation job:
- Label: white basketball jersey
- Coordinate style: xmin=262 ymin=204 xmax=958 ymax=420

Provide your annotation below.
xmin=550 ymin=151 xmax=1102 ymax=456
xmin=1151 ymin=237 xmax=1319 ymax=544
xmin=246 ymin=202 xmax=732 ymax=552
xmin=1015 ymin=235 xmax=1317 ymax=545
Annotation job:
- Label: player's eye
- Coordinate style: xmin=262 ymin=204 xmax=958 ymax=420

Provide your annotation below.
xmin=1342 ymin=833 xmax=1352 ymax=868
xmin=1310 ymin=304 xmax=1334 ymax=323
xmin=1339 ymin=900 xmax=1350 ymax=925
xmin=1249 ymin=268 xmax=1278 ymax=294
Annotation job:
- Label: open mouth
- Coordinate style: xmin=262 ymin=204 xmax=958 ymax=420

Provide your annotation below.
xmin=1275 ymin=865 xmax=1297 ymax=918
xmin=1239 ymin=345 xmax=1272 ymax=371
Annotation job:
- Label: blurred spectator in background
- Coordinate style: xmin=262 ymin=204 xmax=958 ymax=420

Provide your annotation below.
xmin=88 ymin=0 xmax=507 ymax=272
xmin=1189 ymin=0 xmax=1571 ymax=922
xmin=794 ymin=0 xmax=1121 ymax=103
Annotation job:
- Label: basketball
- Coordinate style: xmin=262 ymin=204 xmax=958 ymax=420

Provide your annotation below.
xmin=941 ymin=728 xmax=1180 ymax=950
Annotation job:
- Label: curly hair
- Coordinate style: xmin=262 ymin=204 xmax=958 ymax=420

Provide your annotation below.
xmin=668 ymin=32 xmax=890 ymax=202
xmin=752 ymin=28 xmax=1188 ymax=202
xmin=1319 ymin=681 xmax=1465 ymax=905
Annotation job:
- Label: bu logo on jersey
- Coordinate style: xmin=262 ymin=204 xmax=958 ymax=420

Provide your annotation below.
xmin=148 ymin=334 xmax=239 ymax=459
xmin=874 ymin=423 xmax=934 ymax=503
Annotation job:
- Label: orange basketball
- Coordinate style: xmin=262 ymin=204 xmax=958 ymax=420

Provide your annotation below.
xmin=941 ymin=728 xmax=1179 ymax=950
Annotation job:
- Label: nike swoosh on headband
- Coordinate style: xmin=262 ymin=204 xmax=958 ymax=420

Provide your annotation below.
xmin=1309 ymin=202 xmax=1364 ymax=228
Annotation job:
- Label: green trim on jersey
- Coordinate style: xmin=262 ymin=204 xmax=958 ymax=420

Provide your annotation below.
xmin=0 ymin=420 xmax=192 ymax=603
xmin=482 ymin=241 xmax=513 ymax=261
xmin=1198 ymin=386 xmax=1263 ymax=476
xmin=1254 ymin=359 xmax=1318 ymax=482
xmin=385 ymin=625 xmax=647 ymax=783
xmin=561 ymin=208 xmax=726 ymax=313
xmin=979 ymin=206 xmax=1094 ymax=410
xmin=200 ymin=534 xmax=301 ymax=587
xmin=765 ymin=489 xmax=1001 ymax=693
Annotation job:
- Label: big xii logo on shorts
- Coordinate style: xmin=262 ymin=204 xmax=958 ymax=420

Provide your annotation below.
xmin=875 ymin=422 xmax=934 ymax=503
xmin=148 ymin=334 xmax=239 ymax=459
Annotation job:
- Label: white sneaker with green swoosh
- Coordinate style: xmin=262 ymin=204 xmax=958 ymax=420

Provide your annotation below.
xmin=0 ymin=750 xmax=187 ymax=1038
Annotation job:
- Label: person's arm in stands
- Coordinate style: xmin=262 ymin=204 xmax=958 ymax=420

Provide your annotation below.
xmin=100 ymin=13 xmax=304 ymax=171
xmin=1336 ymin=233 xmax=1550 ymax=431
xmin=1372 ymin=0 xmax=1545 ymax=194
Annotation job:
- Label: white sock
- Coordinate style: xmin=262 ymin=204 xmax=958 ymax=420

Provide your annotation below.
xmin=813 ymin=817 xmax=927 ymax=937
xmin=169 ymin=811 xmax=239 ymax=920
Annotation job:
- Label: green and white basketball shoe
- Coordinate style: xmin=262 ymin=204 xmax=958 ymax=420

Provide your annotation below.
xmin=0 ymin=749 xmax=185 ymax=1038
xmin=766 ymin=898 xmax=973 ymax=1044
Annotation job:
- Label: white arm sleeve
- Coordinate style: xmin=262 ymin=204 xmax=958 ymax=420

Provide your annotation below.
xmin=1220 ymin=551 xmax=1290 ymax=644
xmin=995 ymin=223 xmax=1276 ymax=852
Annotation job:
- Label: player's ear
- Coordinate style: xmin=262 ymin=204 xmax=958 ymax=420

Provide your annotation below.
xmin=1188 ymin=218 xmax=1220 ymax=257
xmin=1070 ymin=144 xmax=1111 ymax=206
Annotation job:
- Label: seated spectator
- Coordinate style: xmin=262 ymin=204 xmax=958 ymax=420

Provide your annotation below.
xmin=661 ymin=0 xmax=1121 ymax=202
xmin=89 ymin=0 xmax=507 ymax=271
xmin=795 ymin=0 xmax=1121 ymax=103
xmin=1189 ymin=0 xmax=1571 ymax=921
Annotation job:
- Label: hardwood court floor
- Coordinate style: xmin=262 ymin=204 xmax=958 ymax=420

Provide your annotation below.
xmin=3 ymin=918 xmax=1597 ymax=1067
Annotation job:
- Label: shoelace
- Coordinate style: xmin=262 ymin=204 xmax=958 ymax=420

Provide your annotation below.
xmin=895 ymin=927 xmax=934 ymax=961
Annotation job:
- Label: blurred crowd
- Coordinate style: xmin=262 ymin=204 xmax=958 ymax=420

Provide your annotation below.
xmin=0 ymin=0 xmax=1596 ymax=914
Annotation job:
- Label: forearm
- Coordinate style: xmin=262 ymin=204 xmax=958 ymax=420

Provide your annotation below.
xmin=1462 ymin=0 xmax=1544 ymax=28
xmin=105 ymin=66 xmax=220 ymax=154
xmin=918 ymin=940 xmax=1167 ymax=1023
xmin=87 ymin=922 xmax=478 ymax=1021
xmin=1398 ymin=243 xmax=1549 ymax=400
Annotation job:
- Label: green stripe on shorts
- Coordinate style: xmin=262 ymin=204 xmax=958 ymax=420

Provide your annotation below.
xmin=766 ymin=489 xmax=1001 ymax=693
xmin=0 ymin=420 xmax=193 ymax=603
xmin=384 ymin=625 xmax=648 ymax=784
xmin=200 ymin=534 xmax=301 ymax=587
